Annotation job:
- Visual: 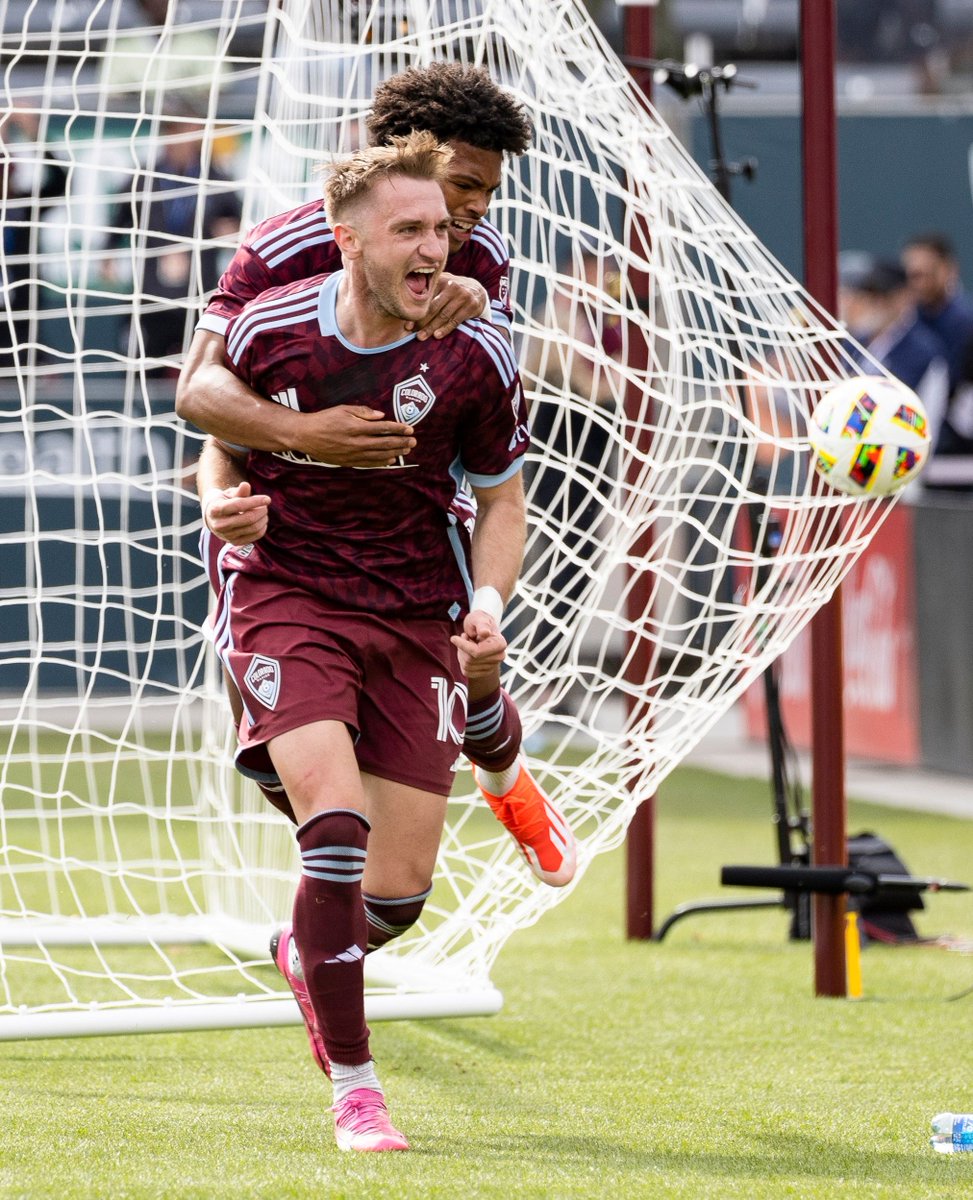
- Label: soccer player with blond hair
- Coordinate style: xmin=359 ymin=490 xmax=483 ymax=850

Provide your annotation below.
xmin=178 ymin=64 xmax=576 ymax=1071
xmin=203 ymin=131 xmax=530 ymax=1151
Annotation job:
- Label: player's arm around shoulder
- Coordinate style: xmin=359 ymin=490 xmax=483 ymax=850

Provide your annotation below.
xmin=175 ymin=326 xmax=303 ymax=454
xmin=412 ymin=221 xmax=515 ymax=342
xmin=176 ymin=292 xmax=416 ymax=467
xmin=409 ymin=273 xmax=491 ymax=342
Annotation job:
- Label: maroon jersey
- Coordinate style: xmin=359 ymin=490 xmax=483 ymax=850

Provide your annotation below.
xmin=200 ymin=198 xmax=512 ymax=336
xmin=221 ymin=270 xmax=529 ymax=617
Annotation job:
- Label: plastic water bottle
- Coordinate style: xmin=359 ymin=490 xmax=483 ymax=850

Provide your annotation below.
xmin=931 ymin=1113 xmax=973 ymax=1153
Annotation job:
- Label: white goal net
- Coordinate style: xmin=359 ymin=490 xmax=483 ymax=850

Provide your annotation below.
xmin=1 ymin=0 xmax=898 ymax=1038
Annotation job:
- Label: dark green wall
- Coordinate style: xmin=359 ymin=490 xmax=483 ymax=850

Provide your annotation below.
xmin=691 ymin=112 xmax=973 ymax=289
xmin=688 ymin=109 xmax=973 ymax=772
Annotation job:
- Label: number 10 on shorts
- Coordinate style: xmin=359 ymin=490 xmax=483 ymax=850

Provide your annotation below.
xmin=431 ymin=676 xmax=468 ymax=745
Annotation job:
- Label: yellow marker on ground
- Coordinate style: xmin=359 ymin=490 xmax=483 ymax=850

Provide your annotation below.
xmin=845 ymin=910 xmax=863 ymax=999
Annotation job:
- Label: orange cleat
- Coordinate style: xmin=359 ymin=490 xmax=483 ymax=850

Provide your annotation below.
xmin=474 ymin=759 xmax=577 ymax=886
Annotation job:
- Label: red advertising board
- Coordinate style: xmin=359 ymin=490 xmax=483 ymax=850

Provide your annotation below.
xmin=744 ymin=503 xmax=919 ymax=764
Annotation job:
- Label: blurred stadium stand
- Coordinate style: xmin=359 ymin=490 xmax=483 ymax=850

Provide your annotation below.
xmin=665 ymin=0 xmax=973 ymax=76
xmin=0 ymin=0 xmax=270 ymax=118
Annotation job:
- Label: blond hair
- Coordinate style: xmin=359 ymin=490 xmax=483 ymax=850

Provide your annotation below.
xmin=324 ymin=130 xmax=453 ymax=224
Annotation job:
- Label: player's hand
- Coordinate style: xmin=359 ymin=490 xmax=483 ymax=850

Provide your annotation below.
xmin=450 ymin=610 xmax=508 ymax=679
xmin=406 ymin=274 xmax=488 ymax=341
xmin=299 ymin=405 xmax=416 ymax=467
xmin=202 ymin=481 xmax=270 ymax=545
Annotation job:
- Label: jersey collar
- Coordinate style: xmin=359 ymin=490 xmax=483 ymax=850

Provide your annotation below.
xmin=317 ymin=271 xmax=417 ymax=355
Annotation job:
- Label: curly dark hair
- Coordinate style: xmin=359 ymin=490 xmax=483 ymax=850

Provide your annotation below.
xmin=366 ymin=62 xmax=532 ymax=157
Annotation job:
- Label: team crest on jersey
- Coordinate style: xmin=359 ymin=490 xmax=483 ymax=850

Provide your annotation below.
xmin=393 ymin=374 xmax=436 ymax=425
xmin=244 ymin=654 xmax=280 ymax=710
xmin=498 ymin=275 xmax=509 ymax=307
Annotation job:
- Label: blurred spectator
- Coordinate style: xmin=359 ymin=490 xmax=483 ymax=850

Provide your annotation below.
xmin=839 ymin=251 xmax=966 ymax=490
xmin=900 ymin=232 xmax=973 ymax=392
xmin=925 ymin=331 xmax=973 ymax=490
xmin=103 ymin=113 xmax=242 ymax=365
xmin=0 ymin=108 xmax=68 ymax=365
xmin=839 ymin=252 xmax=949 ymax=427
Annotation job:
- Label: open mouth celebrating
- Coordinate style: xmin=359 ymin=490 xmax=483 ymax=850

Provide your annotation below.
xmin=405 ymin=268 xmax=436 ymax=299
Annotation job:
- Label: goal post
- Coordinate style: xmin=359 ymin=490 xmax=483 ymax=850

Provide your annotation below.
xmin=1 ymin=0 xmax=904 ymax=1039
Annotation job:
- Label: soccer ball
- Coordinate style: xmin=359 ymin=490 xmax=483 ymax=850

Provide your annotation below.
xmin=807 ymin=375 xmax=930 ymax=497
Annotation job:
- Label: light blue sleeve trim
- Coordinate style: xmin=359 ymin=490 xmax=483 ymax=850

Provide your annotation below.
xmin=463 ymin=456 xmax=525 ymax=489
xmin=197 ymin=312 xmax=229 ymax=336
xmin=490 ymin=306 xmax=512 ymax=333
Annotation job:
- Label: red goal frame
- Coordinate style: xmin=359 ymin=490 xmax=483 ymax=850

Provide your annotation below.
xmin=621 ymin=0 xmax=848 ymax=997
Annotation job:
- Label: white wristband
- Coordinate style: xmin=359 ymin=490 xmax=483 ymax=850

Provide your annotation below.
xmin=479 ymin=294 xmax=492 ymax=321
xmin=201 ymin=488 xmax=225 ymax=523
xmin=470 ymin=585 xmax=504 ymax=625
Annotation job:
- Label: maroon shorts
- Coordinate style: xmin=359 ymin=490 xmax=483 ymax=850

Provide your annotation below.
xmin=211 ymin=571 xmax=468 ymax=796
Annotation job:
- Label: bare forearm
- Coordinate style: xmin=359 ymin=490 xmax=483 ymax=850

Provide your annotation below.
xmin=449 ymin=474 xmax=525 ymax=676
xmin=469 ymin=477 xmax=527 ymax=605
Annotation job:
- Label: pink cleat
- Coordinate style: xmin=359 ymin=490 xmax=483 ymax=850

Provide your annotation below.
xmin=333 ymin=1088 xmax=410 ymax=1152
xmin=474 ymin=759 xmax=577 ymax=887
xmin=270 ymin=925 xmax=330 ymax=1077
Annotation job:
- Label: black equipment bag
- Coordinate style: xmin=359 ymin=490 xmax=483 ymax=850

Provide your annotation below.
xmin=847 ymin=831 xmax=924 ymax=943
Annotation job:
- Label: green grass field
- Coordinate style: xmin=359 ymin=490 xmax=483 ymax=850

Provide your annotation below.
xmin=1 ymin=765 xmax=972 ymax=1199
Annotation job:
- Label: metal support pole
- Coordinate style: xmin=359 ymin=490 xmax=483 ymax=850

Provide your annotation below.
xmin=800 ymin=0 xmax=847 ymax=998
xmin=623 ymin=1 xmax=656 ymax=940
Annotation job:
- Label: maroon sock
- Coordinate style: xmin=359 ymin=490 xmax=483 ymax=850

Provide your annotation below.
xmin=363 ymin=887 xmax=432 ymax=951
xmin=463 ymin=686 xmax=521 ymax=772
xmin=292 ymin=809 xmax=371 ymax=1066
